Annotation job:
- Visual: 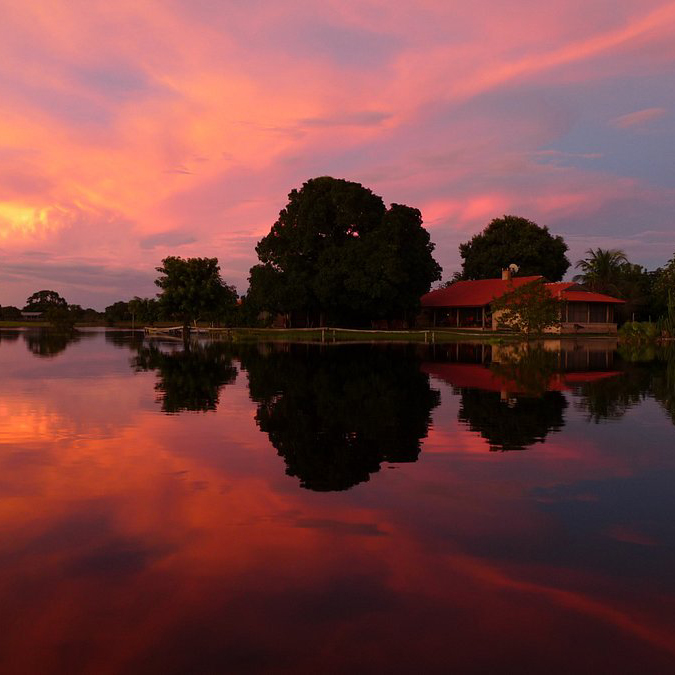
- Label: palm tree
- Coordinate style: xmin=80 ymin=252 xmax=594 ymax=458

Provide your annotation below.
xmin=574 ymin=248 xmax=628 ymax=295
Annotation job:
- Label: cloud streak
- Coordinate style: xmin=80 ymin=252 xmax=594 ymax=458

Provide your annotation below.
xmin=611 ymin=107 xmax=668 ymax=129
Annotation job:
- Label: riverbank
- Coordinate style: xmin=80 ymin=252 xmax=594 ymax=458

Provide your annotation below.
xmin=1 ymin=321 xmax=623 ymax=344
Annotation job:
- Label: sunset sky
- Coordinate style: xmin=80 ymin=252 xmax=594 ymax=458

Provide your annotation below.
xmin=1 ymin=1 xmax=674 ymax=309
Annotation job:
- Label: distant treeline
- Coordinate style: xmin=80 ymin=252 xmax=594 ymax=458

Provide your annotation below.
xmin=2 ymin=176 xmax=674 ymax=328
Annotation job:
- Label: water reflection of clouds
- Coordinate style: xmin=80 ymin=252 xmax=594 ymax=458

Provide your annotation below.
xmin=1 ymin=335 xmax=675 ymax=671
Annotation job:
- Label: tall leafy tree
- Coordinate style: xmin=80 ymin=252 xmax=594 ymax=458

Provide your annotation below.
xmin=249 ymin=176 xmax=441 ymax=325
xmin=128 ymin=297 xmax=160 ymax=325
xmin=459 ymin=215 xmax=570 ymax=281
xmin=104 ymin=301 xmax=130 ymax=324
xmin=24 ymin=290 xmax=68 ymax=312
xmin=155 ymin=256 xmax=237 ymax=328
xmin=652 ymin=253 xmax=675 ymax=318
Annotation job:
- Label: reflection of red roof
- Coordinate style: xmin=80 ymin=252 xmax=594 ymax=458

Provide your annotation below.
xmin=422 ymin=363 xmax=505 ymax=390
xmin=421 ymin=277 xmax=625 ymax=307
xmin=421 ymin=276 xmax=542 ymax=307
xmin=422 ymin=362 xmax=621 ymax=393
xmin=562 ymin=372 xmax=622 ymax=384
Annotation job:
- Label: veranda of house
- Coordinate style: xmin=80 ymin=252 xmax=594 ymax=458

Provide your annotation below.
xmin=418 ymin=273 xmax=624 ymax=334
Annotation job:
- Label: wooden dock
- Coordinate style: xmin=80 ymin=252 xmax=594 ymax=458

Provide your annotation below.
xmin=143 ymin=326 xmax=234 ymax=338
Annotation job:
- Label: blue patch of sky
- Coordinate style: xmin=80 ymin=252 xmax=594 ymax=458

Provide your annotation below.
xmin=72 ymin=64 xmax=163 ymax=103
xmin=273 ymin=20 xmax=403 ymax=69
xmin=0 ymin=71 xmax=113 ymax=127
xmin=533 ymin=74 xmax=675 ymax=187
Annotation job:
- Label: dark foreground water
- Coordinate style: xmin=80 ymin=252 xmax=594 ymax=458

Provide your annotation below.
xmin=1 ymin=329 xmax=675 ymax=674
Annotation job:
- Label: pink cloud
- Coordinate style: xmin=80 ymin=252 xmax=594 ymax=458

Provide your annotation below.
xmin=610 ymin=106 xmax=668 ymax=128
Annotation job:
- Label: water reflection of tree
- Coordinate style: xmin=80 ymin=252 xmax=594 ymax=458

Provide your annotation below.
xmin=23 ymin=329 xmax=83 ymax=358
xmin=458 ymin=388 xmax=567 ymax=451
xmin=105 ymin=330 xmax=146 ymax=352
xmin=0 ymin=330 xmax=21 ymax=345
xmin=133 ymin=342 xmax=237 ymax=413
xmin=241 ymin=344 xmax=440 ymax=491
xmin=572 ymin=343 xmax=667 ymax=423
xmin=490 ymin=343 xmax=560 ymax=397
xmin=648 ymin=345 xmax=675 ymax=425
xmin=572 ymin=371 xmax=649 ymax=422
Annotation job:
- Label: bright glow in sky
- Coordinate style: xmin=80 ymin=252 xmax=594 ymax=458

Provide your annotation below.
xmin=0 ymin=0 xmax=674 ymax=308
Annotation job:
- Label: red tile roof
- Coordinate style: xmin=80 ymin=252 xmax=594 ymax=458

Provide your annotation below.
xmin=421 ymin=276 xmax=543 ymax=307
xmin=559 ymin=290 xmax=624 ymax=304
xmin=545 ymin=282 xmax=624 ymax=303
xmin=421 ymin=277 xmax=625 ymax=307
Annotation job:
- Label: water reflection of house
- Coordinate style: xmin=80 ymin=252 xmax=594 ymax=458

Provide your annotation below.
xmin=422 ymin=342 xmax=624 ymax=452
xmin=420 ymin=269 xmax=624 ymax=333
xmin=421 ymin=341 xmax=621 ymax=395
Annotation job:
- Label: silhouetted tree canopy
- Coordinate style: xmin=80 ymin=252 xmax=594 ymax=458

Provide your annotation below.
xmin=24 ymin=290 xmax=68 ymax=312
xmin=648 ymin=253 xmax=675 ymax=320
xmin=459 ymin=215 xmax=570 ymax=281
xmin=105 ymin=301 xmax=130 ymax=324
xmin=0 ymin=305 xmax=22 ymax=320
xmin=241 ymin=344 xmax=440 ymax=490
xmin=248 ymin=177 xmax=441 ymax=325
xmin=155 ymin=256 xmax=238 ymax=327
xmin=128 ymin=297 xmax=160 ymax=325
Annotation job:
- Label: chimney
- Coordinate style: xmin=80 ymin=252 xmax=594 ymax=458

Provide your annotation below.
xmin=501 ymin=268 xmax=511 ymax=281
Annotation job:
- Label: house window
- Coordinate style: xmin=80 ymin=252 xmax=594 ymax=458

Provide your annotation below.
xmin=567 ymin=303 xmax=588 ymax=323
xmin=589 ymin=303 xmax=608 ymax=323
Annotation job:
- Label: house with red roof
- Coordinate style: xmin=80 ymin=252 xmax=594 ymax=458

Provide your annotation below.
xmin=420 ymin=269 xmax=624 ymax=333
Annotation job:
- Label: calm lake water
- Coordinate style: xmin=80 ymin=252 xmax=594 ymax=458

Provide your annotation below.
xmin=1 ymin=329 xmax=675 ymax=674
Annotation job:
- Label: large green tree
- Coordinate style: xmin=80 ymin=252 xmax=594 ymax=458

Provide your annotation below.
xmin=248 ymin=177 xmax=441 ymax=325
xmin=459 ymin=215 xmax=570 ymax=281
xmin=128 ymin=296 xmax=160 ymax=325
xmin=652 ymin=253 xmax=675 ymax=318
xmin=104 ymin=300 xmax=130 ymax=324
xmin=24 ymin=290 xmax=68 ymax=312
xmin=155 ymin=256 xmax=238 ymax=328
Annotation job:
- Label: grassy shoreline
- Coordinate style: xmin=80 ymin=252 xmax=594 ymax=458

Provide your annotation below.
xmin=0 ymin=321 xmax=622 ymax=343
